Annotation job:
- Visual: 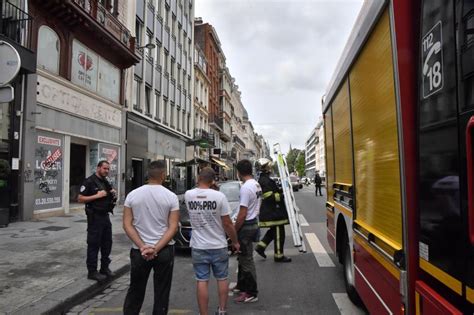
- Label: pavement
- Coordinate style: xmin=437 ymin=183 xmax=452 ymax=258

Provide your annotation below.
xmin=0 ymin=206 xmax=131 ymax=315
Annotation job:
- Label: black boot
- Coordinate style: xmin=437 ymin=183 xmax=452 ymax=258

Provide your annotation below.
xmin=255 ymin=245 xmax=267 ymax=259
xmin=88 ymin=270 xmax=107 ymax=282
xmin=100 ymin=267 xmax=116 ymax=278
xmin=274 ymin=256 xmax=292 ymax=263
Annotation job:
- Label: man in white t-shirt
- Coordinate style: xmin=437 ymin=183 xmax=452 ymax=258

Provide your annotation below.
xmin=122 ymin=160 xmax=180 ymax=315
xmin=233 ymin=159 xmax=262 ymax=303
xmin=185 ymin=167 xmax=239 ymax=315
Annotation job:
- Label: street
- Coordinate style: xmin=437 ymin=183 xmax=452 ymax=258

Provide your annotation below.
xmin=66 ymin=186 xmax=367 ymax=315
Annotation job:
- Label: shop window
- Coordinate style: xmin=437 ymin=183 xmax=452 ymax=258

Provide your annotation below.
xmin=37 ymin=26 xmax=60 ymax=74
xmin=71 ymin=39 xmax=120 ymax=103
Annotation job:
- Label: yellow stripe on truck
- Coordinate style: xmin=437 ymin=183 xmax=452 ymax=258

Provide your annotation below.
xmin=419 ymin=258 xmax=462 ymax=295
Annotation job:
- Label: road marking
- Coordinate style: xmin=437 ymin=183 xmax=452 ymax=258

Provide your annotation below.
xmin=332 ymin=293 xmax=366 ymax=315
xmin=305 ymin=232 xmax=335 ymax=267
xmin=299 ymin=214 xmax=309 ymax=226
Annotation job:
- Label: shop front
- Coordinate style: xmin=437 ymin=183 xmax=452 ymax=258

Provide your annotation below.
xmin=22 ymin=72 xmax=122 ymax=219
xmin=125 ymin=113 xmax=188 ymax=195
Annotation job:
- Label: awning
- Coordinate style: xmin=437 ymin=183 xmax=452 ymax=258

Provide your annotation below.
xmin=211 ymin=157 xmax=231 ymax=170
xmin=174 ymin=158 xmax=210 ymax=167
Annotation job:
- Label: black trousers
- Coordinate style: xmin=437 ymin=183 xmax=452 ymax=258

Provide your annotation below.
xmin=123 ymin=246 xmax=175 ymax=315
xmin=87 ymin=213 xmax=112 ymax=272
xmin=315 ymin=185 xmax=323 ymax=196
xmin=259 ymin=225 xmax=286 ymax=258
xmin=236 ymin=224 xmax=258 ymax=296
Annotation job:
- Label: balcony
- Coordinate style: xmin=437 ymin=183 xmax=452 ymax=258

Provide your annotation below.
xmin=0 ymin=0 xmax=36 ymax=73
xmin=31 ymin=0 xmax=140 ymax=67
xmin=190 ymin=128 xmax=215 ymax=148
xmin=209 ymin=113 xmax=223 ymax=131
xmin=232 ymin=135 xmax=245 ymax=149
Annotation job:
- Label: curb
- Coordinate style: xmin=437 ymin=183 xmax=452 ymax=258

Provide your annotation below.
xmin=12 ymin=253 xmax=130 ymax=315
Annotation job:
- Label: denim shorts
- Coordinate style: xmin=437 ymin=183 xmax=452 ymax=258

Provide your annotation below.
xmin=192 ymin=248 xmax=229 ymax=281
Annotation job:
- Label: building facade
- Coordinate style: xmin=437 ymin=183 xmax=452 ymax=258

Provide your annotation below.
xmin=20 ymin=0 xmax=138 ymax=219
xmin=305 ymin=126 xmax=317 ymax=179
xmin=128 ymin=0 xmax=195 ymax=195
xmin=315 ymin=117 xmax=325 ymax=180
xmin=0 ymin=0 xmax=36 ymax=223
xmin=305 ymin=117 xmax=325 ymax=180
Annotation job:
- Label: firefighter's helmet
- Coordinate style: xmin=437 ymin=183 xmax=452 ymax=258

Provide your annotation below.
xmin=255 ymin=158 xmax=273 ymax=173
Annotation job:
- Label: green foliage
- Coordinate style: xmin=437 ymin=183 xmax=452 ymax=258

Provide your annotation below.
xmin=286 ymin=148 xmax=304 ymax=174
xmin=296 ymin=152 xmax=306 ymax=177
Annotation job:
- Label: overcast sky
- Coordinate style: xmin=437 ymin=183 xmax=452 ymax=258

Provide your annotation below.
xmin=195 ymin=0 xmax=364 ymax=154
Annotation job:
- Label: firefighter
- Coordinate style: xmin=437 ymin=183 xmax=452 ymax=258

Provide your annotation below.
xmin=254 ymin=158 xmax=292 ymax=263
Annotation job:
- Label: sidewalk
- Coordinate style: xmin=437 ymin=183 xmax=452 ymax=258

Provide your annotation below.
xmin=0 ymin=206 xmax=131 ymax=314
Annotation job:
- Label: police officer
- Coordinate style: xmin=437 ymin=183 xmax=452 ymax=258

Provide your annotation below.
xmin=254 ymin=158 xmax=292 ymax=263
xmin=78 ymin=160 xmax=117 ymax=282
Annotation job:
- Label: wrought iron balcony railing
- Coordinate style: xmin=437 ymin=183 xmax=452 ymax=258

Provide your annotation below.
xmin=0 ymin=0 xmax=32 ymax=47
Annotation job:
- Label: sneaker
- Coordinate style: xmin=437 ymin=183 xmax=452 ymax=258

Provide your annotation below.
xmin=229 ymin=285 xmax=240 ymax=293
xmin=234 ymin=292 xmax=258 ymax=303
xmin=87 ymin=270 xmax=107 ymax=282
xmin=255 ymin=245 xmax=267 ymax=259
xmin=214 ymin=307 xmax=227 ymax=315
xmin=274 ymin=256 xmax=292 ymax=263
xmin=100 ymin=267 xmax=116 ymax=278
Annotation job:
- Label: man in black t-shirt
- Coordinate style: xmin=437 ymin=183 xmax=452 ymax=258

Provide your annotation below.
xmin=78 ymin=160 xmax=117 ymax=282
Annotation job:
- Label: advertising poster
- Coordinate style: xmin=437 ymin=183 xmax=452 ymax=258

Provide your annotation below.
xmin=98 ymin=143 xmax=119 ymax=189
xmin=34 ymin=132 xmax=64 ymax=211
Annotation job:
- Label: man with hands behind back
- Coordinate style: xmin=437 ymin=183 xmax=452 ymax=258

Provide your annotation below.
xmin=122 ymin=160 xmax=180 ymax=315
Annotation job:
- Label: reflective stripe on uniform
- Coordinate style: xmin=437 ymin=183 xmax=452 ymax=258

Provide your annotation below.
xmin=276 ymin=226 xmax=281 ymax=255
xmin=262 ymin=191 xmax=273 ymax=199
xmin=275 ymin=192 xmax=281 ymax=202
xmin=259 ymin=219 xmax=289 ymax=227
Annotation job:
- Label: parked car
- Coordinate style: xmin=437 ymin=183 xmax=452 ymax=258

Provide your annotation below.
xmin=173 ymin=181 xmax=241 ymax=249
xmin=290 ymin=175 xmax=301 ymax=192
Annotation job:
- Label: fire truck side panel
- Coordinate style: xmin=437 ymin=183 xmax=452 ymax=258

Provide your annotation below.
xmin=325 ymin=108 xmax=335 ymax=204
xmin=349 ymin=8 xmax=403 ymax=250
xmin=332 ymin=80 xmax=353 ymax=186
xmin=354 ymin=234 xmax=402 ymax=314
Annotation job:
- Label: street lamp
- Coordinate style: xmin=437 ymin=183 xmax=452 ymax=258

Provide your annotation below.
xmin=137 ymin=43 xmax=156 ymax=52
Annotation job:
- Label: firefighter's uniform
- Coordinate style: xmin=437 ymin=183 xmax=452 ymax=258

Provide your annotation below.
xmin=255 ymin=171 xmax=292 ymax=262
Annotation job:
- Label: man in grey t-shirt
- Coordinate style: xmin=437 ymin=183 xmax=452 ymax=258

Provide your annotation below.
xmin=185 ymin=167 xmax=239 ymax=315
xmin=122 ymin=160 xmax=180 ymax=315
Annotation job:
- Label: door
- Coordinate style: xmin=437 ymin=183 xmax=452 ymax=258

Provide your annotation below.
xmin=417 ymin=0 xmax=473 ymax=312
xmin=70 ymin=144 xmax=86 ymax=203
xmin=458 ymin=0 xmax=474 ymax=310
xmin=131 ymin=159 xmax=144 ymax=191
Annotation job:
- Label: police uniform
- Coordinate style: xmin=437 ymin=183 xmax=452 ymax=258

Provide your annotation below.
xmin=255 ymin=172 xmax=291 ymax=262
xmin=79 ymin=174 xmax=115 ymax=274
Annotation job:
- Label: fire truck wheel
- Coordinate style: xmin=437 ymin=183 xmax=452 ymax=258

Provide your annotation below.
xmin=343 ymin=239 xmax=363 ymax=306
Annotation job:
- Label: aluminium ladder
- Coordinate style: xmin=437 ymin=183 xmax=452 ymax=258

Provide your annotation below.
xmin=273 ymin=143 xmax=307 ymax=253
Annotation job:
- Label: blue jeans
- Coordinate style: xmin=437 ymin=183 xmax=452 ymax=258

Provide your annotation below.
xmin=192 ymin=248 xmax=229 ymax=281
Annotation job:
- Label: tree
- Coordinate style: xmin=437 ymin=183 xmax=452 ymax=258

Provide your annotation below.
xmin=286 ymin=148 xmax=302 ymax=174
xmin=295 ymin=151 xmax=306 ymax=176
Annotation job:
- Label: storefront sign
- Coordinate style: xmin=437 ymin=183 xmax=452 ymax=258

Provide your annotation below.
xmin=37 ymin=75 xmax=121 ymax=128
xmin=34 ymin=132 xmax=63 ymax=211
xmin=98 ymin=143 xmax=119 ymax=188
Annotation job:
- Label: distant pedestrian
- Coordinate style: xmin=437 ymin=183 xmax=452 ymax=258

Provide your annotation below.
xmin=232 ymin=159 xmax=261 ymax=303
xmin=122 ymin=160 xmax=180 ymax=315
xmin=314 ymin=172 xmax=323 ymax=196
xmin=185 ymin=167 xmax=240 ymax=315
xmin=78 ymin=160 xmax=117 ymax=282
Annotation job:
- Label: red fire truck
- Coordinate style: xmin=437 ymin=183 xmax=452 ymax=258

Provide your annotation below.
xmin=323 ymin=0 xmax=473 ymax=314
